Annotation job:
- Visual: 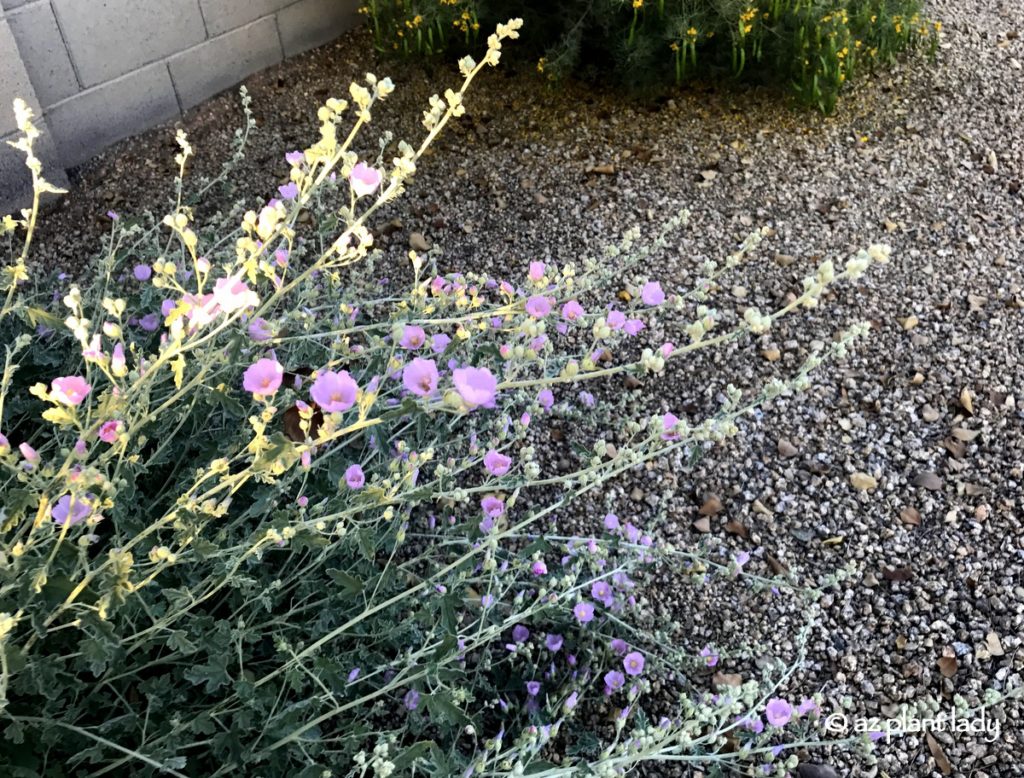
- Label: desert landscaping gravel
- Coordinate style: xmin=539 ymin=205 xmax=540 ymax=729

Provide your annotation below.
xmin=19 ymin=0 xmax=1024 ymax=775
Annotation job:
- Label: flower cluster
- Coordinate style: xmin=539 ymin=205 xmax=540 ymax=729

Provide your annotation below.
xmin=0 ymin=20 xmax=917 ymax=778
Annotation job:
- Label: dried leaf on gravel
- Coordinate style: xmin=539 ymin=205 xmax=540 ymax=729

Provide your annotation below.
xmin=899 ymin=314 xmax=920 ymax=330
xmin=899 ymin=506 xmax=922 ymax=526
xmin=711 ymin=671 xmax=743 ymax=687
xmin=942 ymin=438 xmax=967 ymax=459
xmin=960 ymin=386 xmax=974 ymax=414
xmin=938 ymin=647 xmax=959 ymax=678
xmin=766 ymin=554 xmax=789 ymax=575
xmin=849 ymin=472 xmax=878 ymax=491
xmin=724 ymin=519 xmax=748 ymax=538
xmin=699 ymin=494 xmax=723 ymax=516
xmin=950 ymin=427 xmax=981 ymax=441
xmin=913 ymin=471 xmax=943 ymax=491
xmin=882 ymin=565 xmax=913 ymax=582
xmin=926 ymin=732 xmax=953 ymax=775
xmin=985 ymin=631 xmax=1005 ymax=657
xmin=692 ymin=517 xmax=711 ymax=533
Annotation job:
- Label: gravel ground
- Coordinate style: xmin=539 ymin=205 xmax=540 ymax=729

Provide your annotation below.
xmin=21 ymin=0 xmax=1024 ymax=775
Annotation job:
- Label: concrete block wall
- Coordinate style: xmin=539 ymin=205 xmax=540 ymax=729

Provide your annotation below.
xmin=1 ymin=0 xmax=361 ymax=213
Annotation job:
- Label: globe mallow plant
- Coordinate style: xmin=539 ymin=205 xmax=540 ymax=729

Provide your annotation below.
xmin=0 ymin=17 xmax=902 ymax=777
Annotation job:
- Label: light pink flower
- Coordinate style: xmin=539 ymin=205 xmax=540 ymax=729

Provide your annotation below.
xmin=243 ymin=358 xmax=284 ymax=397
xmin=623 ymin=651 xmax=645 ymax=676
xmin=399 ymin=325 xmax=426 ymax=349
xmin=453 ymin=367 xmax=497 ymax=409
xmin=765 ymin=698 xmax=793 ymax=727
xmin=528 ymin=261 xmax=546 ymax=282
xmin=182 ymin=293 xmax=221 ymax=328
xmin=213 ymin=273 xmax=260 ymax=313
xmin=51 ymin=493 xmax=92 ymax=526
xmin=0 ymin=432 xmax=9 ymax=455
xmin=403 ymin=358 xmax=439 ymax=397
xmin=111 ymin=343 xmax=126 ymax=375
xmin=481 ymin=495 xmax=505 ymax=518
xmin=310 ymin=370 xmax=358 ymax=412
xmin=661 ymin=412 xmax=680 ymax=440
xmin=561 ymin=300 xmax=585 ymax=320
xmin=349 ymin=162 xmax=383 ymax=198
xmin=483 ymin=449 xmax=512 ymax=476
xmin=98 ymin=420 xmax=122 ymax=443
xmin=19 ymin=442 xmax=39 ymax=465
xmin=525 ymin=296 xmax=552 ymax=318
xmin=248 ymin=318 xmax=272 ymax=341
xmin=51 ymin=376 xmax=91 ymax=406
xmin=345 ymin=464 xmax=365 ymax=489
xmin=641 ymin=281 xmax=665 ymax=306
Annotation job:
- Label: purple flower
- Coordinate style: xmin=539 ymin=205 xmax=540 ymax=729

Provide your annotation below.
xmin=604 ymin=513 xmax=620 ymax=530
xmin=285 ymin=150 xmax=305 ymax=166
xmin=19 ymin=442 xmax=39 ymax=466
xmin=537 ymin=389 xmax=554 ymax=410
xmin=578 ymin=391 xmax=595 ymax=407
xmin=545 ymin=634 xmax=564 ymax=652
xmin=610 ymin=638 xmax=628 ymax=655
xmin=512 ymin=625 xmax=530 ymax=643
xmin=349 ymin=162 xmax=383 ymax=198
xmin=561 ymin=300 xmax=585 ymax=320
xmin=403 ymin=689 xmax=420 ymax=710
xmin=573 ymin=601 xmax=595 ymax=624
xmin=403 ymin=358 xmax=439 ymax=397
xmin=607 ymin=310 xmax=626 ymax=330
xmin=797 ymin=697 xmax=819 ymax=716
xmin=347 ymin=667 xmax=361 ymax=682
xmin=139 ymin=313 xmax=160 ymax=331
xmin=453 ymin=367 xmax=497 ymax=409
xmin=278 ymin=181 xmax=299 ymax=200
xmin=528 ymin=261 xmax=546 ymax=282
xmin=591 ymin=580 xmax=613 ymax=607
xmin=98 ymin=420 xmax=121 ymax=444
xmin=565 ymin=691 xmax=579 ymax=711
xmin=641 ymin=281 xmax=665 ymax=306
xmin=133 ymin=264 xmax=152 ymax=281
xmin=661 ymin=412 xmax=680 ymax=440
xmin=604 ymin=670 xmax=625 ymax=693
xmin=51 ymin=494 xmax=92 ymax=526
xmin=243 ymin=358 xmax=283 ymax=397
xmin=765 ymin=698 xmax=792 ymax=727
xmin=624 ymin=319 xmax=645 ymax=336
xmin=530 ymin=560 xmax=548 ymax=576
xmin=483 ymin=449 xmax=512 ymax=476
xmin=700 ymin=646 xmax=718 ymax=667
xmin=248 ymin=317 xmax=272 ymax=342
xmin=734 ymin=551 xmax=750 ymax=567
xmin=525 ymin=295 xmax=552 ymax=318
xmin=50 ymin=376 xmax=91 ymax=407
xmin=399 ymin=325 xmax=426 ymax=349
xmin=525 ymin=681 xmax=541 ymax=697
xmin=311 ymin=370 xmax=358 ymax=412
xmin=623 ymin=651 xmax=645 ymax=676
xmin=481 ymin=496 xmax=505 ymax=518
xmin=431 ymin=333 xmax=451 ymax=353
xmin=344 ymin=464 xmax=365 ymax=489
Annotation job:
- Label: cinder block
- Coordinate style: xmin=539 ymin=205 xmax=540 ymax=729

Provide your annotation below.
xmin=46 ymin=62 xmax=180 ymax=168
xmin=52 ymin=0 xmax=206 ymax=86
xmin=169 ymin=17 xmax=282 ymax=110
xmin=7 ymin=1 xmax=79 ymax=107
xmin=200 ymin=0 xmax=291 ymax=36
xmin=276 ymin=0 xmax=360 ymax=58
xmin=0 ymin=16 xmax=41 ymax=137
xmin=0 ymin=127 xmax=69 ymax=216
